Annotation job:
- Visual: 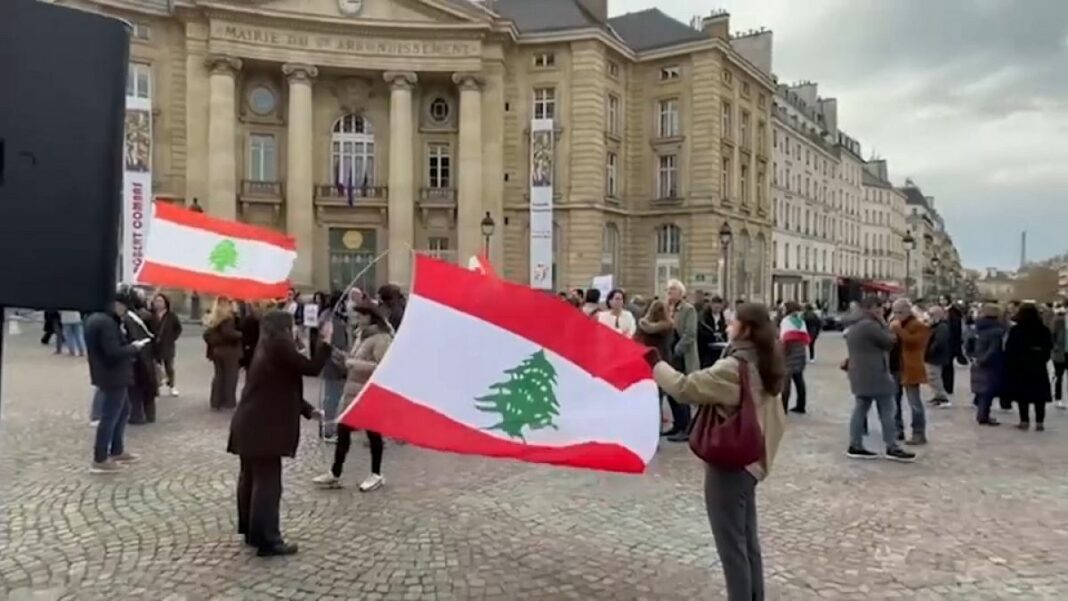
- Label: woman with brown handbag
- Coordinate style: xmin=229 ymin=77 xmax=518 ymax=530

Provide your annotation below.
xmin=649 ymin=303 xmax=786 ymax=601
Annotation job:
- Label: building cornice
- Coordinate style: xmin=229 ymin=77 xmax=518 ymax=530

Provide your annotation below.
xmin=80 ymin=0 xmax=173 ymax=17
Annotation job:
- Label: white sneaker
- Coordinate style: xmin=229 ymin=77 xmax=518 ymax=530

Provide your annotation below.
xmin=89 ymin=420 xmax=100 ymax=428
xmin=323 ymin=435 xmax=338 ymax=445
xmin=112 ymin=452 xmax=140 ymax=464
xmin=358 ymin=473 xmax=385 ymax=492
xmin=312 ymin=472 xmax=341 ymax=488
xmin=170 ymin=387 xmax=180 ymax=398
xmin=89 ymin=459 xmax=125 ymax=474
xmin=1056 ymin=400 xmax=1067 ymax=410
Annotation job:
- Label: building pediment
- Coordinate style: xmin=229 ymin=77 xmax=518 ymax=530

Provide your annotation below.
xmin=194 ymin=0 xmax=494 ymax=26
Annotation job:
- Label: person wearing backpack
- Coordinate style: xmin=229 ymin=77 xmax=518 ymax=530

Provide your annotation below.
xmin=650 ymin=302 xmax=786 ymax=601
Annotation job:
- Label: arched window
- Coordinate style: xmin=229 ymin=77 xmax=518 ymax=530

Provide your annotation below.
xmin=601 ymin=223 xmax=620 ymax=276
xmin=332 ymin=114 xmax=375 ymax=187
xmin=735 ymin=230 xmax=751 ymax=300
xmin=655 ymin=224 xmax=681 ymax=297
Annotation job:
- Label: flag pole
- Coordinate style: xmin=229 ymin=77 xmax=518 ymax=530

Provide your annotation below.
xmin=329 ymin=247 xmax=391 ymax=321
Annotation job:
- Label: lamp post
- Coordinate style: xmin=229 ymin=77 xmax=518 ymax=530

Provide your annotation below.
xmin=480 ymin=211 xmax=496 ymax=255
xmin=719 ymin=222 xmax=733 ymax=300
xmin=903 ymin=232 xmax=916 ymax=298
xmin=931 ymin=256 xmax=941 ymax=299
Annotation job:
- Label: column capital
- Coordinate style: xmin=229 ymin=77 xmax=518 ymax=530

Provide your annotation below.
xmin=451 ymin=72 xmax=485 ymax=91
xmin=383 ymin=71 xmax=418 ymax=90
xmin=205 ymin=54 xmax=242 ymax=77
xmin=282 ymin=63 xmax=319 ymax=83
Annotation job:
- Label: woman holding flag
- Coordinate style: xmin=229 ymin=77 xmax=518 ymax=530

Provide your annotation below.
xmin=313 ymin=301 xmax=392 ymax=492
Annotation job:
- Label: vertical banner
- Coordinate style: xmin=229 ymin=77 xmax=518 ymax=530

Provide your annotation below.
xmin=529 ymin=118 xmax=554 ymax=289
xmin=122 ymin=86 xmax=152 ymax=284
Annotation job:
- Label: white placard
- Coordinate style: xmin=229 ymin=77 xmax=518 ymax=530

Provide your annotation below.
xmin=592 ymin=274 xmax=613 ymax=301
xmin=529 ymin=118 xmax=554 ymax=290
xmin=123 ymin=88 xmax=152 ymax=284
xmin=303 ymin=304 xmax=320 ymax=326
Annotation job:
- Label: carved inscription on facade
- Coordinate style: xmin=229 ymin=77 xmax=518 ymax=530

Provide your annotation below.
xmin=212 ymin=22 xmax=479 ymax=58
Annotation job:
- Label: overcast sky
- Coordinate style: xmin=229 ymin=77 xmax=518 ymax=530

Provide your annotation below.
xmin=609 ymin=0 xmax=1068 ymax=270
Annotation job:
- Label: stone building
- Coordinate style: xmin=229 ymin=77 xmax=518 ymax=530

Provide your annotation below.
xmin=860 ymin=159 xmax=907 ymax=288
xmin=61 ymin=0 xmax=774 ymax=298
xmin=770 ymin=82 xmax=840 ymax=306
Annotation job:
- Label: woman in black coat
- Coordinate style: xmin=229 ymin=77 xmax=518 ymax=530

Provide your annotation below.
xmin=150 ymin=293 xmax=183 ymax=396
xmin=227 ymin=309 xmax=331 ymax=557
xmin=1004 ymin=303 xmax=1053 ymax=431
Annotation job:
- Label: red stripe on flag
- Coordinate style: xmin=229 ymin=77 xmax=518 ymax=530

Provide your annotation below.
xmin=341 ymin=383 xmax=647 ymax=474
xmin=154 ymin=201 xmax=297 ymax=250
xmin=412 ymin=255 xmax=651 ymax=390
xmin=138 ymin=262 xmax=290 ymax=300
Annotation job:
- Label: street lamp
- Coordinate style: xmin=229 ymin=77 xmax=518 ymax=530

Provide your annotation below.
xmin=903 ymin=232 xmax=916 ymax=298
xmin=931 ymin=256 xmax=941 ymax=299
xmin=719 ymin=222 xmax=733 ymax=300
xmin=480 ymin=211 xmax=496 ymax=254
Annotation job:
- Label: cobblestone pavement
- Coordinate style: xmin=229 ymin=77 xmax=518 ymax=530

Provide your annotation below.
xmin=2 ymin=327 xmax=1068 ymax=601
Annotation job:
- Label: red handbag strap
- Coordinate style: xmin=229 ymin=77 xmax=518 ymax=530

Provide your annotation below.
xmin=735 ymin=357 xmax=752 ymax=406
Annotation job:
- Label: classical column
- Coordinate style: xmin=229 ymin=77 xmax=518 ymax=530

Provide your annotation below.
xmin=384 ymin=71 xmax=417 ymax=288
xmin=282 ymin=63 xmax=318 ymax=288
xmin=205 ymin=55 xmax=241 ymax=221
xmin=453 ymin=72 xmax=484 ymax=265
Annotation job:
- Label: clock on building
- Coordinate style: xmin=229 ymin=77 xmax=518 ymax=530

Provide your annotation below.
xmin=337 ymin=0 xmax=364 ymax=15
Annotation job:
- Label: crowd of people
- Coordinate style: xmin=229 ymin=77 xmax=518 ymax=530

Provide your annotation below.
xmin=67 ymin=275 xmax=1063 ymax=591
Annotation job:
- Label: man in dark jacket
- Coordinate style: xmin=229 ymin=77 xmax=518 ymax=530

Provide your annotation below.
xmin=925 ymin=307 xmax=954 ymax=407
xmin=123 ymin=295 xmax=158 ymax=425
xmin=85 ymin=288 xmax=149 ymax=474
xmin=943 ymin=301 xmax=966 ymax=394
xmin=844 ymin=296 xmax=916 ymax=462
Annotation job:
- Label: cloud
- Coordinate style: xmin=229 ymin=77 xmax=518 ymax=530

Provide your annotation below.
xmin=609 ymin=0 xmax=1068 ymax=269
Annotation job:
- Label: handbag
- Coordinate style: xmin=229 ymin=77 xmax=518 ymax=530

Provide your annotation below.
xmin=688 ymin=357 xmax=764 ymax=469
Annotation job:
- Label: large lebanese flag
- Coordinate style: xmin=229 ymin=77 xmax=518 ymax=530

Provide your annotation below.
xmin=340 ymin=255 xmax=659 ymax=474
xmin=138 ymin=201 xmax=296 ymax=299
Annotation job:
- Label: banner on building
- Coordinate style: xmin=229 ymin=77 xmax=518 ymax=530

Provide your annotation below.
xmin=529 ymin=119 xmax=554 ymax=290
xmin=122 ymin=92 xmax=152 ymax=284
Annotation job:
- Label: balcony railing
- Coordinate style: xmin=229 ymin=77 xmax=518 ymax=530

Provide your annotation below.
xmin=240 ymin=179 xmax=283 ymax=200
xmin=314 ymin=184 xmax=388 ymax=204
xmin=418 ymin=187 xmax=457 ymax=206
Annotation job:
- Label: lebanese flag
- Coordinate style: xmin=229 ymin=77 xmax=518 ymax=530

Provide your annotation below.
xmin=466 ymin=252 xmax=497 ymax=278
xmin=138 ymin=201 xmax=297 ymax=300
xmin=780 ymin=313 xmax=812 ymax=345
xmin=339 ymin=255 xmax=659 ymax=474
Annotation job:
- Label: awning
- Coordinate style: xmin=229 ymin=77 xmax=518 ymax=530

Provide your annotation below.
xmin=862 ymin=281 xmax=904 ymax=295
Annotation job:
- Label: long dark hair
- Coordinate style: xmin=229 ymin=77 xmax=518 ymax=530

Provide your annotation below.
xmin=259 ymin=309 xmax=294 ymax=344
xmin=734 ymin=303 xmax=786 ymax=396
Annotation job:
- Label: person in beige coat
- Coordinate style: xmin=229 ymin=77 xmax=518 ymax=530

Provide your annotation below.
xmin=312 ymin=302 xmax=393 ymax=493
xmin=652 ymin=302 xmax=786 ymax=601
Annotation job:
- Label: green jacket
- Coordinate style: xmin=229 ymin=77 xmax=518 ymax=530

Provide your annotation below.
xmin=672 ymin=301 xmax=700 ymax=374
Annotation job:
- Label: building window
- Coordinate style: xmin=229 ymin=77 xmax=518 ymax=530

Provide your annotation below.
xmin=608 ymin=60 xmax=620 ymax=78
xmin=428 ymin=97 xmax=450 ymax=124
xmin=655 ymin=224 xmax=681 ymax=297
xmin=601 ymin=223 xmax=620 ymax=275
xmin=740 ymin=165 xmax=749 ymax=204
xmin=428 ymin=236 xmax=449 ymax=253
xmin=247 ymin=134 xmax=277 ymax=182
xmin=740 ymin=111 xmax=751 ymax=147
xmin=131 ymin=23 xmax=151 ymax=40
xmin=657 ymin=98 xmax=680 ymax=138
xmin=533 ymin=52 xmax=555 ymax=68
xmin=248 ymin=86 xmax=278 ymax=116
xmin=741 ymin=81 xmax=751 ymax=97
xmin=332 ymin=113 xmax=375 ymax=187
xmin=533 ymin=87 xmax=555 ymax=120
xmin=606 ymin=152 xmax=618 ymax=197
xmin=607 ymin=94 xmax=620 ymax=135
xmin=427 ymin=143 xmax=451 ymax=189
xmin=773 ymin=241 xmax=778 ymax=268
xmin=722 ymin=69 xmax=733 ymax=86
xmin=659 ymin=65 xmax=681 ymax=81
xmin=127 ymin=62 xmax=151 ymax=99
xmin=722 ymin=156 xmax=731 ymax=199
xmin=757 ymin=121 xmax=766 ymax=153
xmin=757 ymin=169 xmax=765 ymax=206
xmin=657 ymin=155 xmax=678 ymax=199
xmin=722 ymin=101 xmax=733 ymax=139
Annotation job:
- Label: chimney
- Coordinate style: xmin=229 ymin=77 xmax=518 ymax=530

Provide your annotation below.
xmin=700 ymin=9 xmax=730 ymax=40
xmin=729 ymin=29 xmax=773 ymax=76
xmin=575 ymin=0 xmax=607 ymax=22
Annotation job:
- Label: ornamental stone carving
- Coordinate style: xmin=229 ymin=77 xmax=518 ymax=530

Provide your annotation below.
xmin=205 ymin=54 xmax=242 ymax=76
xmin=383 ymin=71 xmax=418 ymax=90
xmin=451 ymin=72 xmax=484 ymax=90
xmin=282 ymin=63 xmax=319 ymax=82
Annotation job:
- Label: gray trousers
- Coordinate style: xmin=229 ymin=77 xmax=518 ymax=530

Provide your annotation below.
xmin=704 ymin=464 xmax=764 ymax=601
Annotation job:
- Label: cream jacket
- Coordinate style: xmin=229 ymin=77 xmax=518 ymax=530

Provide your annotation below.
xmin=653 ymin=344 xmax=786 ymax=481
